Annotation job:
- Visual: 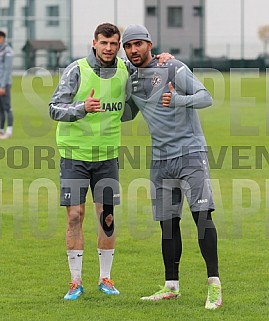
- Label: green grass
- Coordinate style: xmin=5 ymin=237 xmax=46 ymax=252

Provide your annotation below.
xmin=0 ymin=72 xmax=268 ymax=320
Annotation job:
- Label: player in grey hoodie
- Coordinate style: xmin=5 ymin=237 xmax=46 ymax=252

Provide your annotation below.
xmin=122 ymin=24 xmax=222 ymax=310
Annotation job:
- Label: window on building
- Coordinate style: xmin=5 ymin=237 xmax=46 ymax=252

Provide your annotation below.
xmin=0 ymin=8 xmax=8 ymax=27
xmin=46 ymin=5 xmax=59 ymax=26
xmin=193 ymin=6 xmax=202 ymax=17
xmin=193 ymin=48 xmax=203 ymax=58
xmin=22 ymin=7 xmax=28 ymax=27
xmin=170 ymin=48 xmax=180 ymax=55
xmin=146 ymin=6 xmax=157 ymax=16
xmin=167 ymin=7 xmax=183 ymax=28
xmin=22 ymin=0 xmax=35 ymax=25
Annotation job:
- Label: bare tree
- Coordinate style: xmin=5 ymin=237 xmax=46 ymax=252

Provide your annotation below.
xmin=258 ymin=25 xmax=269 ymax=56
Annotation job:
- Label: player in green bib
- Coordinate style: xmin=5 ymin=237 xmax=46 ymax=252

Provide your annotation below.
xmin=56 ymin=55 xmax=128 ymax=162
xmin=50 ymin=23 xmax=130 ymax=300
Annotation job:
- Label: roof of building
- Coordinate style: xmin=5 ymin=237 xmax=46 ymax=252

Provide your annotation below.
xmin=22 ymin=40 xmax=67 ymax=51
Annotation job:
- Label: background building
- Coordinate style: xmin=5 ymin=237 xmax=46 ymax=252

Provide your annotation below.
xmin=145 ymin=0 xmax=205 ymax=61
xmin=71 ymin=0 xmax=206 ymax=62
xmin=0 ymin=0 xmax=205 ymax=69
xmin=2 ymin=0 xmax=267 ymax=70
xmin=0 ymin=0 xmax=72 ymax=69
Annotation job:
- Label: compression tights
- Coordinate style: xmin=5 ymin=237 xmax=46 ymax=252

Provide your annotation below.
xmin=160 ymin=211 xmax=219 ymax=281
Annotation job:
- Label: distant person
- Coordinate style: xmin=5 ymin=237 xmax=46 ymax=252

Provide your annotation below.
xmin=122 ymin=24 xmax=222 ymax=310
xmin=0 ymin=30 xmax=14 ymax=139
xmin=49 ymin=22 xmax=131 ymax=300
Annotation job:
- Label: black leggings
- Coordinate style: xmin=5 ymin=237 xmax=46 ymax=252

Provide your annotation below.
xmin=160 ymin=211 xmax=219 ymax=280
xmin=0 ymin=85 xmax=13 ymax=129
xmin=160 ymin=217 xmax=181 ymax=281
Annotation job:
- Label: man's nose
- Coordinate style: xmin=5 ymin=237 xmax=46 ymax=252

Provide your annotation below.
xmin=131 ymin=45 xmax=137 ymax=52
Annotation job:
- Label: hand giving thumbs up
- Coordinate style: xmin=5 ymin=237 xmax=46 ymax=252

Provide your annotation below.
xmin=84 ymin=88 xmax=104 ymax=113
xmin=162 ymin=82 xmax=175 ymax=107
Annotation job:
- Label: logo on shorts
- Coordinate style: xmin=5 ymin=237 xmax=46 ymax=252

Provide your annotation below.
xmin=113 ymin=194 xmax=120 ymax=198
xmin=198 ymin=199 xmax=208 ymax=204
xmin=151 ymin=74 xmax=162 ymax=87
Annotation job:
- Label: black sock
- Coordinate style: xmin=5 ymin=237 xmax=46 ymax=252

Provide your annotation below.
xmin=160 ymin=217 xmax=182 ymax=280
xmin=192 ymin=211 xmax=219 ymax=277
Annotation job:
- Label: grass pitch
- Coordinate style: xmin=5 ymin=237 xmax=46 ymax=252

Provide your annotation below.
xmin=0 ymin=71 xmax=268 ymax=320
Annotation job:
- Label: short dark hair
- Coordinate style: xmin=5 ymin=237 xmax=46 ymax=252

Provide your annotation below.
xmin=94 ymin=23 xmax=120 ymax=41
xmin=0 ymin=30 xmax=6 ymax=38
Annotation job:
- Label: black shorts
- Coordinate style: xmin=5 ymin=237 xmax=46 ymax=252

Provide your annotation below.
xmin=150 ymin=152 xmax=215 ymax=221
xmin=60 ymin=157 xmax=120 ymax=206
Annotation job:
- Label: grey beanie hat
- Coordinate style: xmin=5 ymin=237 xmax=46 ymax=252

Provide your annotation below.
xmin=122 ymin=24 xmax=152 ymax=46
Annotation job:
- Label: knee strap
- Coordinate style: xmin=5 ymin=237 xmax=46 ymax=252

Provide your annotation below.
xmin=100 ymin=204 xmax=114 ymax=237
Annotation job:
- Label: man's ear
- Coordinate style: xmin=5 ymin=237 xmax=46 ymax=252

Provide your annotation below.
xmin=148 ymin=42 xmax=153 ymax=50
xmin=93 ymin=39 xmax=96 ymax=48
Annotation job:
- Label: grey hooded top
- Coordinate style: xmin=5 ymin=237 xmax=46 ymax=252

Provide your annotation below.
xmin=0 ymin=41 xmax=13 ymax=88
xmin=122 ymin=57 xmax=213 ymax=160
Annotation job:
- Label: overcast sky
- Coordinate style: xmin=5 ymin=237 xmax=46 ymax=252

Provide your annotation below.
xmin=72 ymin=0 xmax=269 ymax=59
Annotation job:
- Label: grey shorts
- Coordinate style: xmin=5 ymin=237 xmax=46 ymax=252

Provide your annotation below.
xmin=60 ymin=157 xmax=120 ymax=206
xmin=150 ymin=152 xmax=215 ymax=221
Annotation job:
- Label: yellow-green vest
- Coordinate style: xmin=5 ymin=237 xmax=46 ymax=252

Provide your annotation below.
xmin=56 ymin=57 xmax=128 ymax=162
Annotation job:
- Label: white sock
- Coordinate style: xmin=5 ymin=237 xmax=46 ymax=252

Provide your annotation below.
xmin=165 ymin=280 xmax=179 ymax=291
xmin=6 ymin=126 xmax=12 ymax=136
xmin=98 ymin=249 xmax=114 ymax=281
xmin=208 ymin=277 xmax=221 ymax=285
xmin=67 ymin=250 xmax=83 ymax=283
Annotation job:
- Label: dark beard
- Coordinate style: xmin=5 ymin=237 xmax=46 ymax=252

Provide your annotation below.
xmin=130 ymin=52 xmax=149 ymax=67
